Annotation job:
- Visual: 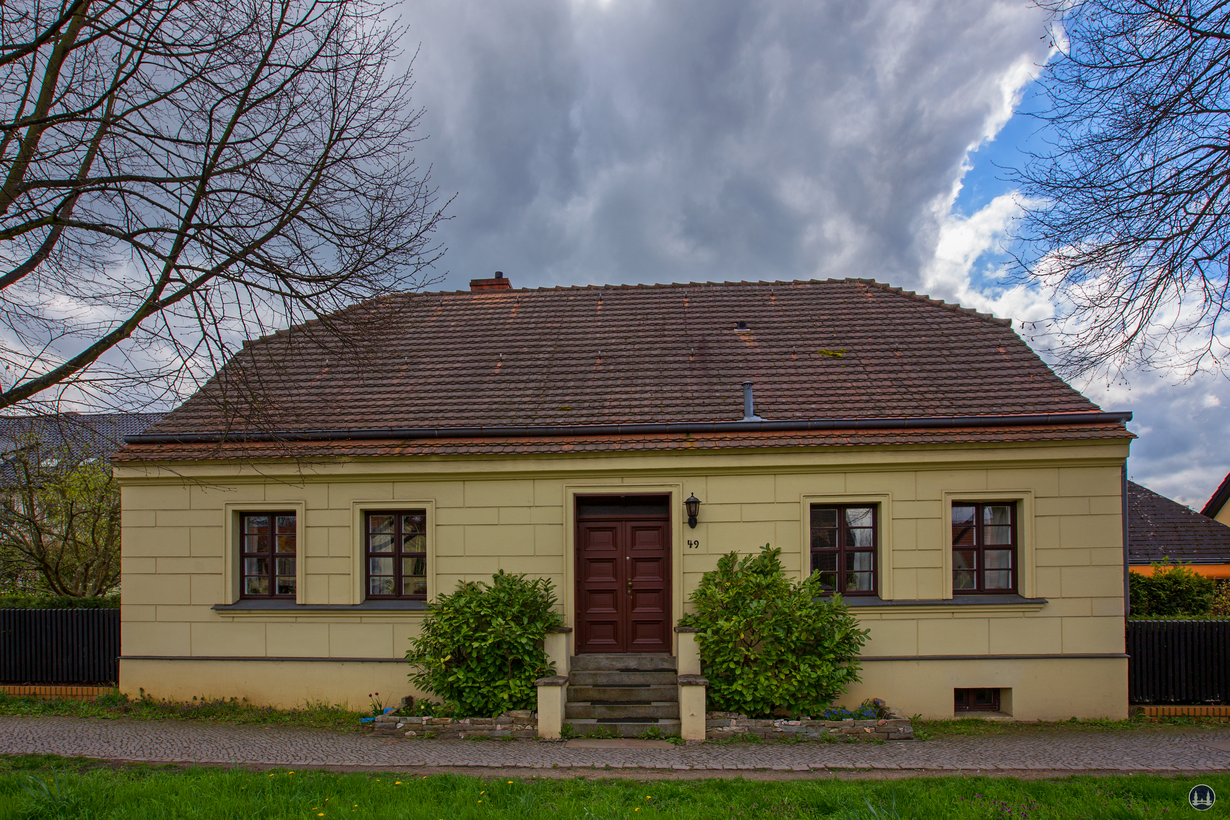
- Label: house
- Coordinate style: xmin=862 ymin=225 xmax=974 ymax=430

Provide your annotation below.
xmin=0 ymin=412 xmax=163 ymax=480
xmin=113 ymin=277 xmax=1133 ymax=721
xmin=1126 ymin=480 xmax=1230 ymax=579
xmin=1202 ymin=472 xmax=1230 ymax=528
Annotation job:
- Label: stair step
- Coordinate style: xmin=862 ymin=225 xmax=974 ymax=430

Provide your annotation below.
xmin=567 ymin=685 xmax=678 ymax=703
xmin=566 ymin=719 xmax=682 ymax=739
xmin=566 ymin=702 xmax=680 ymax=720
xmin=570 ymin=670 xmax=677 ymax=687
xmin=570 ymin=654 xmax=676 ymax=672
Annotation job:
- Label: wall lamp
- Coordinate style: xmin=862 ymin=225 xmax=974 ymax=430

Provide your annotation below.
xmin=684 ymin=493 xmax=701 ymax=529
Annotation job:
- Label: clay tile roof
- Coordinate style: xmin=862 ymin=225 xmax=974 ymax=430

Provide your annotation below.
xmin=136 ymin=278 xmax=1102 ymax=440
xmin=1200 ymin=470 xmax=1230 ymax=519
xmin=1129 ymin=481 xmax=1230 ymax=565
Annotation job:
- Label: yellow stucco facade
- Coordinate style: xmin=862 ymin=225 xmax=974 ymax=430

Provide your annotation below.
xmin=116 ymin=436 xmax=1129 ymax=720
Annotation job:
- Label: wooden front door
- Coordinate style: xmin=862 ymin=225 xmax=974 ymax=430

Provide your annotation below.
xmin=576 ymin=496 xmax=671 ymax=654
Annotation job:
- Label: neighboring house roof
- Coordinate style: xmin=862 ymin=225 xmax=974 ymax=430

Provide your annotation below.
xmin=1128 ymin=480 xmax=1230 ymax=565
xmin=117 ymin=278 xmax=1132 ymax=461
xmin=1 ymin=413 xmax=163 ymax=478
xmin=1201 ymin=471 xmax=1230 ymax=520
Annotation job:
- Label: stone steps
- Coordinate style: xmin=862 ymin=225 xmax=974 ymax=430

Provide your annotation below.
xmin=570 ymin=670 xmax=677 ymax=687
xmin=565 ymin=702 xmax=679 ymax=720
xmin=567 ymin=684 xmax=678 ymax=703
xmin=565 ymin=654 xmax=680 ymax=732
xmin=566 ymin=718 xmax=682 ymax=738
xmin=570 ymin=653 xmax=676 ymax=672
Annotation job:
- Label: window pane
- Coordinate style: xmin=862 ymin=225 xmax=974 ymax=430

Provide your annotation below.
xmin=244 ymin=557 xmax=267 ymax=576
xmin=276 ymin=577 xmax=296 ymax=596
xmin=369 ymin=514 xmax=395 ymax=534
xmin=369 ymin=556 xmax=394 ymax=576
xmin=812 ymin=551 xmax=837 ymax=591
xmin=369 ymin=533 xmax=394 ymax=553
xmin=403 ymin=513 xmax=425 ymax=533
xmin=812 ymin=550 xmax=837 ymax=574
xmin=953 ymin=550 xmax=977 ymax=570
xmin=983 ymin=506 xmax=1012 ymax=527
xmin=244 ymin=515 xmax=269 ymax=533
xmin=811 ymin=527 xmax=837 ymax=550
xmin=985 ymin=549 xmax=1013 ymax=569
xmin=245 ymin=576 xmax=269 ymax=595
xmin=276 ymin=535 xmax=296 ymax=553
xmin=275 ymin=557 xmax=295 ymax=576
xmin=243 ymin=535 xmax=267 ymax=554
xmin=973 ymin=689 xmax=995 ymax=707
xmin=952 ymin=506 xmax=976 ymax=546
xmin=369 ymin=576 xmax=395 ymax=596
xmin=848 ymin=551 xmax=873 ymax=572
xmin=404 ymin=556 xmax=426 ymax=576
xmin=984 ymin=525 xmax=1012 ymax=545
xmin=846 ymin=572 xmax=873 ymax=592
xmin=403 ymin=577 xmax=427 ymax=597
xmin=845 ymin=508 xmax=873 ymax=528
xmin=984 ymin=570 xmax=1012 ymax=590
xmin=847 ymin=527 xmax=874 ymax=548
xmin=811 ymin=507 xmax=838 ymax=528
xmin=953 ymin=570 xmax=977 ymax=590
xmin=276 ymin=515 xmax=296 ymax=533
xmin=403 ymin=533 xmax=426 ymax=553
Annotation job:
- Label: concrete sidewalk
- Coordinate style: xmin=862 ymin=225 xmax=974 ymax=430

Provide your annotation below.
xmin=2 ymin=716 xmax=1229 ymax=777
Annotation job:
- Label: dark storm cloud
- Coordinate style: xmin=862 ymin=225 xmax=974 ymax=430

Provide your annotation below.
xmin=401 ymin=0 xmax=1051 ymax=289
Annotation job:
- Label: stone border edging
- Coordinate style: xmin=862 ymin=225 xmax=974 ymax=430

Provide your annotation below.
xmin=706 ymin=710 xmax=913 ymax=741
xmin=371 ymin=711 xmax=538 ymax=739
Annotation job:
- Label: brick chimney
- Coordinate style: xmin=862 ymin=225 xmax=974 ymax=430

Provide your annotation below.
xmin=470 ymin=271 xmax=512 ymax=292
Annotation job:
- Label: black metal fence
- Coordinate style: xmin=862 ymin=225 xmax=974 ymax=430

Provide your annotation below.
xmin=0 ymin=609 xmax=120 ymax=684
xmin=1128 ymin=620 xmax=1230 ymax=704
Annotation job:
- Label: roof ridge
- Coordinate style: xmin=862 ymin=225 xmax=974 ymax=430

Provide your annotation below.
xmin=856 ymin=280 xmax=1012 ymax=328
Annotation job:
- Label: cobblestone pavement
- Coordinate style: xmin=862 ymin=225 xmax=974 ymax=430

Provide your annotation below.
xmin=3 ymin=716 xmax=1230 ymax=775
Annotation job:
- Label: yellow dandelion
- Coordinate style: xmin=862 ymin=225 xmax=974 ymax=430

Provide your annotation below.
xmin=318 ymin=814 xmax=324 ymax=817
xmin=395 ymin=781 xmax=402 ymax=785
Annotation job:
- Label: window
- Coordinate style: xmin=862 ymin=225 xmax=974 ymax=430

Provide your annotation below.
xmin=952 ymin=502 xmax=1017 ymax=593
xmin=240 ymin=513 xmax=297 ymax=598
xmin=954 ymin=688 xmax=1000 ymax=713
xmin=365 ymin=511 xmax=427 ymax=599
xmin=810 ymin=505 xmax=876 ymax=595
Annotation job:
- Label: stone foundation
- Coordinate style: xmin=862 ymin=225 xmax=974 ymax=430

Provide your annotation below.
xmin=370 ymin=710 xmax=538 ymax=739
xmin=706 ymin=710 xmax=913 ymax=741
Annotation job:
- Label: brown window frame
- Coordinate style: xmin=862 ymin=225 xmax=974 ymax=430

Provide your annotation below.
xmin=954 ymin=687 xmax=1001 ymax=712
xmin=951 ymin=501 xmax=1018 ymax=594
xmin=809 ymin=504 xmax=878 ymax=596
xmin=239 ymin=512 xmax=297 ymax=599
xmin=364 ymin=510 xmax=428 ymax=601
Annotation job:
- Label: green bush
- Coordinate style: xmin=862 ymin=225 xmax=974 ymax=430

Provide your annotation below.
xmin=0 ymin=594 xmax=118 ymax=609
xmin=678 ymin=544 xmax=868 ymax=718
xmin=405 ymin=571 xmax=564 ymax=717
xmin=1129 ymin=561 xmax=1215 ymax=616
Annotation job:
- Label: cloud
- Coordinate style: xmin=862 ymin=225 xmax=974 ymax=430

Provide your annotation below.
xmin=401 ymin=0 xmax=1053 ymax=289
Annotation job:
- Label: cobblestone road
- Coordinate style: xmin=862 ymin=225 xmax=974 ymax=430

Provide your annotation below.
xmin=3 ymin=716 xmax=1230 ymax=775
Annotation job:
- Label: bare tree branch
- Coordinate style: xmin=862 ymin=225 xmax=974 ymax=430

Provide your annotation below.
xmin=1010 ymin=0 xmax=1230 ymax=377
xmin=0 ymin=0 xmax=448 ymax=414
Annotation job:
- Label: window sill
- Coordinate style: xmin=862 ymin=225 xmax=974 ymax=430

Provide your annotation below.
xmin=213 ymin=600 xmax=428 ymax=619
xmin=843 ymin=595 xmax=1047 ymax=616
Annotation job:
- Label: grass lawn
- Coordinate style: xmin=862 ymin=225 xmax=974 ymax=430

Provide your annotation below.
xmin=0 ymin=755 xmax=1225 ymax=819
xmin=0 ymin=691 xmax=366 ymax=730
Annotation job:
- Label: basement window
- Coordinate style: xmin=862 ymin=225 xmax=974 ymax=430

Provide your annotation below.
xmin=954 ymin=688 xmax=1000 ymax=713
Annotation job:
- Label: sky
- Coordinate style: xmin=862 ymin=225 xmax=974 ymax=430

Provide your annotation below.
xmin=393 ymin=0 xmax=1229 ymax=508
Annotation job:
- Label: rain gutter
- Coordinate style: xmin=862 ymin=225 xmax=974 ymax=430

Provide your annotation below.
xmin=125 ymin=411 xmax=1133 ymax=445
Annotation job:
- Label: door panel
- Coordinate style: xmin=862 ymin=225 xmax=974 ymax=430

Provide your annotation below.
xmin=576 ymin=509 xmax=671 ymax=654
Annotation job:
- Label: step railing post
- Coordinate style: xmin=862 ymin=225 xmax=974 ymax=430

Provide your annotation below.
xmin=534 ymin=676 xmax=568 ymax=739
xmin=675 ymin=626 xmax=705 ymax=740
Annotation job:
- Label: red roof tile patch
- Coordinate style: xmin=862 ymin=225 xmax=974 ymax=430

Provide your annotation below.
xmin=137 ymin=279 xmax=1101 ymax=440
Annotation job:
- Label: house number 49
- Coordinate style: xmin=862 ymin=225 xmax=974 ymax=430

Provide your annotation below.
xmin=687 ymin=539 xmax=701 ymax=549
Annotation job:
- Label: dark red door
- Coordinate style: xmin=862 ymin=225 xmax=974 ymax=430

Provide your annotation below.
xmin=576 ymin=497 xmax=671 ymax=654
